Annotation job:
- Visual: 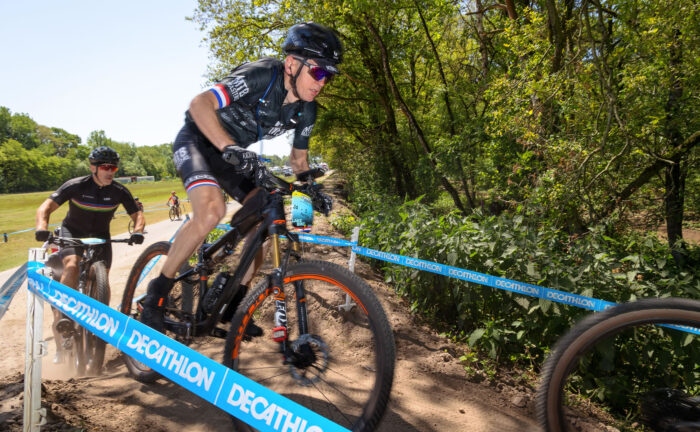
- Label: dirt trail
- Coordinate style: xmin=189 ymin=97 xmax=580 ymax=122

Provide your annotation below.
xmin=0 ymin=176 xmax=540 ymax=431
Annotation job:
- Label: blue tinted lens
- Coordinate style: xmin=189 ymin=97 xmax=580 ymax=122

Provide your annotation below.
xmin=308 ymin=66 xmax=334 ymax=82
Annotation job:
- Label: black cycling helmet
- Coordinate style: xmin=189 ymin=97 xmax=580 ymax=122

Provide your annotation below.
xmin=282 ymin=22 xmax=343 ymax=73
xmin=88 ymin=146 xmax=120 ymax=165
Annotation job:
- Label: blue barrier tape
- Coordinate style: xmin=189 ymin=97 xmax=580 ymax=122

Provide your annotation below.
xmin=0 ymin=263 xmax=28 ymax=321
xmin=26 ymin=264 xmax=350 ymax=432
xmin=155 ymin=221 xmax=700 ymax=335
xmin=351 ymin=246 xmax=616 ymax=312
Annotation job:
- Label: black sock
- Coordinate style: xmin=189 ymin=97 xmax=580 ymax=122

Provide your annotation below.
xmin=149 ymin=273 xmax=174 ymax=296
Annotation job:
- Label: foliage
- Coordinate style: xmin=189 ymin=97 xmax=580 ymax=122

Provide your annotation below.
xmin=0 ymin=106 xmax=179 ymax=193
xmin=353 ymin=196 xmax=698 ymax=349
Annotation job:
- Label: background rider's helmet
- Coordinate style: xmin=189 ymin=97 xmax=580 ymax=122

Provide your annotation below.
xmin=134 ymin=197 xmax=139 ymax=200
xmin=282 ymin=22 xmax=343 ymax=73
xmin=88 ymin=146 xmax=120 ymax=165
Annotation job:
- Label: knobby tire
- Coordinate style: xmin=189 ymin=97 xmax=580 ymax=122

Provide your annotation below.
xmin=120 ymin=241 xmax=196 ymax=382
xmin=537 ymin=297 xmax=700 ymax=432
xmin=224 ymin=260 xmax=396 ymax=432
xmin=80 ymin=261 xmax=109 ymax=375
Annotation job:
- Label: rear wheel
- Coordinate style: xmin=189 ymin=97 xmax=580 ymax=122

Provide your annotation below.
xmin=120 ymin=241 xmax=198 ymax=382
xmin=537 ymin=298 xmax=700 ymax=431
xmin=224 ymin=260 xmax=396 ymax=432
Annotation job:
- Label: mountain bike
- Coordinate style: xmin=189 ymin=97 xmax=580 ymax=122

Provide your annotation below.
xmin=44 ymin=233 xmax=131 ymax=376
xmin=537 ymin=297 xmax=700 ymax=431
xmin=168 ymin=203 xmax=181 ymax=221
xmin=120 ymin=168 xmax=396 ymax=432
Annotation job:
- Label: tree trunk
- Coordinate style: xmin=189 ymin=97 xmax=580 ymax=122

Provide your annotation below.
xmin=365 ymin=16 xmax=466 ymax=213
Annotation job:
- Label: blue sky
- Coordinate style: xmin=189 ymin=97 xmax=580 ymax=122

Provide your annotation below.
xmin=0 ymin=1 xmax=292 ymax=156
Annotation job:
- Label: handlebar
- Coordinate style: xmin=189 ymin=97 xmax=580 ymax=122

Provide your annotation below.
xmin=46 ymin=235 xmax=133 ymax=249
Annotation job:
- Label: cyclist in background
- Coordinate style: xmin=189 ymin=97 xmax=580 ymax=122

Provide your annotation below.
xmin=166 ymin=191 xmax=180 ymax=219
xmin=140 ymin=22 xmax=337 ymax=333
xmin=166 ymin=191 xmax=179 ymax=208
xmin=134 ymin=197 xmax=144 ymax=212
xmin=35 ymin=146 xmax=146 ymax=362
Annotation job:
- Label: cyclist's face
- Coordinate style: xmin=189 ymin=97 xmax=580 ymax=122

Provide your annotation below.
xmin=286 ymin=57 xmax=331 ymax=102
xmin=90 ymin=164 xmax=116 ymax=186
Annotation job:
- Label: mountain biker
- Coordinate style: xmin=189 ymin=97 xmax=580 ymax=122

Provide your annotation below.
xmin=134 ymin=197 xmax=144 ymax=212
xmin=35 ymin=146 xmax=146 ymax=362
xmin=140 ymin=22 xmax=339 ymax=334
xmin=166 ymin=191 xmax=181 ymax=218
xmin=166 ymin=191 xmax=179 ymax=208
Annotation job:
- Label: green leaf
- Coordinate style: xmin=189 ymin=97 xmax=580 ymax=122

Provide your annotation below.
xmin=469 ymin=328 xmax=486 ymax=347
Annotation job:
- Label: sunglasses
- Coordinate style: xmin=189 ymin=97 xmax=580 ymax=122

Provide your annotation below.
xmin=96 ymin=164 xmax=119 ymax=172
xmin=294 ymin=57 xmax=336 ymax=83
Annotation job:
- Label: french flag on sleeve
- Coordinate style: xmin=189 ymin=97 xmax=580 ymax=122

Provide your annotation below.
xmin=209 ymin=84 xmax=230 ymax=108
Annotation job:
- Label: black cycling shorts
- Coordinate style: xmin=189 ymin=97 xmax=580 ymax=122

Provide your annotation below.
xmin=59 ymin=225 xmax=112 ymax=268
xmin=172 ymin=122 xmax=255 ymax=202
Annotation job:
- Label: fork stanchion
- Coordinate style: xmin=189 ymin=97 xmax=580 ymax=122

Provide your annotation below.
xmin=24 ymin=248 xmax=48 ymax=432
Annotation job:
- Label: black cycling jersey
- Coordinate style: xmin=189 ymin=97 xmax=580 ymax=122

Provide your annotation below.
xmin=184 ymin=57 xmax=317 ymax=150
xmin=49 ymin=175 xmax=140 ymax=235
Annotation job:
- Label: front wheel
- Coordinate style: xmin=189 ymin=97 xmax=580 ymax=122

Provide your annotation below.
xmin=77 ymin=261 xmax=110 ymax=376
xmin=128 ymin=219 xmax=135 ymax=234
xmin=120 ymin=241 xmax=197 ymax=382
xmin=224 ymin=260 xmax=396 ymax=432
xmin=168 ymin=206 xmax=176 ymax=221
xmin=537 ymin=298 xmax=700 ymax=431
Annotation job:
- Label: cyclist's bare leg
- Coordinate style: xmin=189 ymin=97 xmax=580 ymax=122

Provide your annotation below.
xmin=162 ymin=185 xmax=225 ymax=278
xmin=52 ymin=254 xmax=80 ymax=362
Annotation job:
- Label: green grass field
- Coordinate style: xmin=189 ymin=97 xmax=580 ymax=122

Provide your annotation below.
xmin=0 ymin=179 xmax=187 ymax=272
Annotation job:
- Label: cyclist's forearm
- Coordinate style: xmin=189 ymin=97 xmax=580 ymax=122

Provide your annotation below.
xmin=131 ymin=212 xmax=145 ymax=233
xmin=36 ymin=199 xmax=58 ymax=230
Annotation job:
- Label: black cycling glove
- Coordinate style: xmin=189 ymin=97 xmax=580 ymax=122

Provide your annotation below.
xmin=221 ymin=145 xmax=261 ymax=175
xmin=35 ymin=230 xmax=50 ymax=242
xmin=128 ymin=233 xmax=144 ymax=245
xmin=313 ymin=191 xmax=333 ymax=216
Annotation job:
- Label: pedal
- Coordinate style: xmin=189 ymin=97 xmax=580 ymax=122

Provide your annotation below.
xmin=211 ymin=327 xmax=227 ymax=339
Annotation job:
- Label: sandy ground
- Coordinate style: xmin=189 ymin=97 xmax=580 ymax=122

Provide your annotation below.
xmin=0 ymin=178 xmax=541 ymax=432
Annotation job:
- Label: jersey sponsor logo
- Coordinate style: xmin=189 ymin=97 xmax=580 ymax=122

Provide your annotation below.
xmin=301 ymin=124 xmax=314 ymax=137
xmin=225 ymin=76 xmax=249 ymax=101
xmin=82 ymin=195 xmax=95 ymax=199
xmin=173 ymin=147 xmax=190 ymax=170
xmin=70 ymin=199 xmax=119 ymax=212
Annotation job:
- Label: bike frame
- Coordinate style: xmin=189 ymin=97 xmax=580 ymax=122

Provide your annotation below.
xmin=168 ymin=190 xmax=308 ymax=346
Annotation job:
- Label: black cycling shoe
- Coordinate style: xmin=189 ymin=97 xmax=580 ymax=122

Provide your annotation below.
xmin=140 ymin=301 xmax=165 ymax=333
xmin=140 ymin=279 xmax=168 ymax=333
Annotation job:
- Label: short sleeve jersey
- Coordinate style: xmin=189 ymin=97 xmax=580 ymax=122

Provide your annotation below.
xmin=49 ymin=175 xmax=140 ymax=235
xmin=187 ymin=57 xmax=317 ymax=150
